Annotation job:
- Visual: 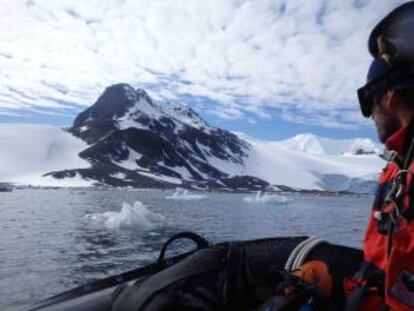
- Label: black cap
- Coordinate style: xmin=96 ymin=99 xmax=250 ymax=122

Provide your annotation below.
xmin=368 ymin=2 xmax=414 ymax=59
xmin=358 ymin=1 xmax=414 ymax=118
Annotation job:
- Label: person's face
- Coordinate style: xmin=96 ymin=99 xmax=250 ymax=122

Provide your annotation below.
xmin=371 ymin=93 xmax=401 ymax=143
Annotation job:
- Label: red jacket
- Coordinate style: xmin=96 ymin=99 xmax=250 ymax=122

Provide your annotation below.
xmin=355 ymin=124 xmax=414 ymax=310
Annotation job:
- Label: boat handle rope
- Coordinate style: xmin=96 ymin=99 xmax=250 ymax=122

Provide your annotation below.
xmin=285 ymin=236 xmax=326 ymax=272
xmin=157 ymin=231 xmax=209 ymax=267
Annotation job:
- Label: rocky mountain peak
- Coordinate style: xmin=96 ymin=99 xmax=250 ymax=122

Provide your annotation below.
xmin=74 ymin=84 xmax=156 ymax=125
xmin=62 ymin=84 xmax=252 ymax=188
xmin=70 ymin=84 xmax=162 ymax=144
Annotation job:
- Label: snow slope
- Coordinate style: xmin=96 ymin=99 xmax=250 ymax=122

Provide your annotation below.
xmin=0 ymin=124 xmax=92 ymax=186
xmin=235 ymin=133 xmax=384 ymax=191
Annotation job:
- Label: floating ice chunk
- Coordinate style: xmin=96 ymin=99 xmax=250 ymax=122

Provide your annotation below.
xmin=243 ymin=191 xmax=292 ymax=204
xmin=166 ymin=188 xmax=206 ymax=200
xmin=85 ymin=201 xmax=164 ymax=230
xmin=70 ymin=190 xmax=86 ymax=195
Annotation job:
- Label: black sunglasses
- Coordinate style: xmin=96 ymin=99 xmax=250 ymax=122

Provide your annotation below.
xmin=357 ymin=66 xmax=404 ymax=118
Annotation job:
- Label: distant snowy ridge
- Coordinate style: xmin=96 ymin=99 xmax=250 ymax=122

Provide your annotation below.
xmin=235 ymin=133 xmax=383 ymax=192
xmin=279 ymin=133 xmax=381 ymax=156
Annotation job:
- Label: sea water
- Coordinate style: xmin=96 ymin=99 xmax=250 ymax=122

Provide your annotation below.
xmin=0 ymin=189 xmax=372 ymax=310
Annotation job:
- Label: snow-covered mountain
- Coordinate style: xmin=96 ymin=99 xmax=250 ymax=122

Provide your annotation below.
xmin=0 ymin=84 xmax=386 ymax=193
xmin=47 ymin=84 xmax=257 ymax=189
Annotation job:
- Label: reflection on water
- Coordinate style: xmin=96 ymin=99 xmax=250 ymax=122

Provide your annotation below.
xmin=0 ymin=189 xmax=372 ymax=310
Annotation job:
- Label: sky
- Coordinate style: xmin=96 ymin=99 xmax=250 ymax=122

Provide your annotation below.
xmin=0 ymin=0 xmax=407 ymax=141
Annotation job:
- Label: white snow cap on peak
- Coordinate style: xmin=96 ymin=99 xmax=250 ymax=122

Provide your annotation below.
xmin=279 ymin=133 xmax=325 ymax=155
xmin=341 ymin=138 xmax=380 ymax=155
xmin=163 ymin=103 xmax=208 ymax=129
xmin=116 ymin=85 xmax=209 ymax=130
xmin=279 ymin=133 xmax=381 ymax=156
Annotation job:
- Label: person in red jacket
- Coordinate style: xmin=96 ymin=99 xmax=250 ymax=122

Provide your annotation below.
xmin=346 ymin=2 xmax=414 ymax=310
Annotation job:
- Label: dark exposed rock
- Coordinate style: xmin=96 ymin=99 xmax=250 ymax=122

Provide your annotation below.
xmin=0 ymin=182 xmax=13 ymax=192
xmin=353 ymin=148 xmax=375 ymax=155
xmin=70 ymin=84 xmax=142 ymax=144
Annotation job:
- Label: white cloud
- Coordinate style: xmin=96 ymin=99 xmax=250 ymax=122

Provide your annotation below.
xmin=0 ymin=0 xmax=405 ymax=127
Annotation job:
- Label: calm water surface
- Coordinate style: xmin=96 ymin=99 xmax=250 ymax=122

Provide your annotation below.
xmin=0 ymin=189 xmax=373 ymax=310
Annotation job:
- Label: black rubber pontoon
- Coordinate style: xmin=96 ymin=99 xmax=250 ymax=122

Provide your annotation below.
xmin=29 ymin=233 xmax=363 ymax=311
